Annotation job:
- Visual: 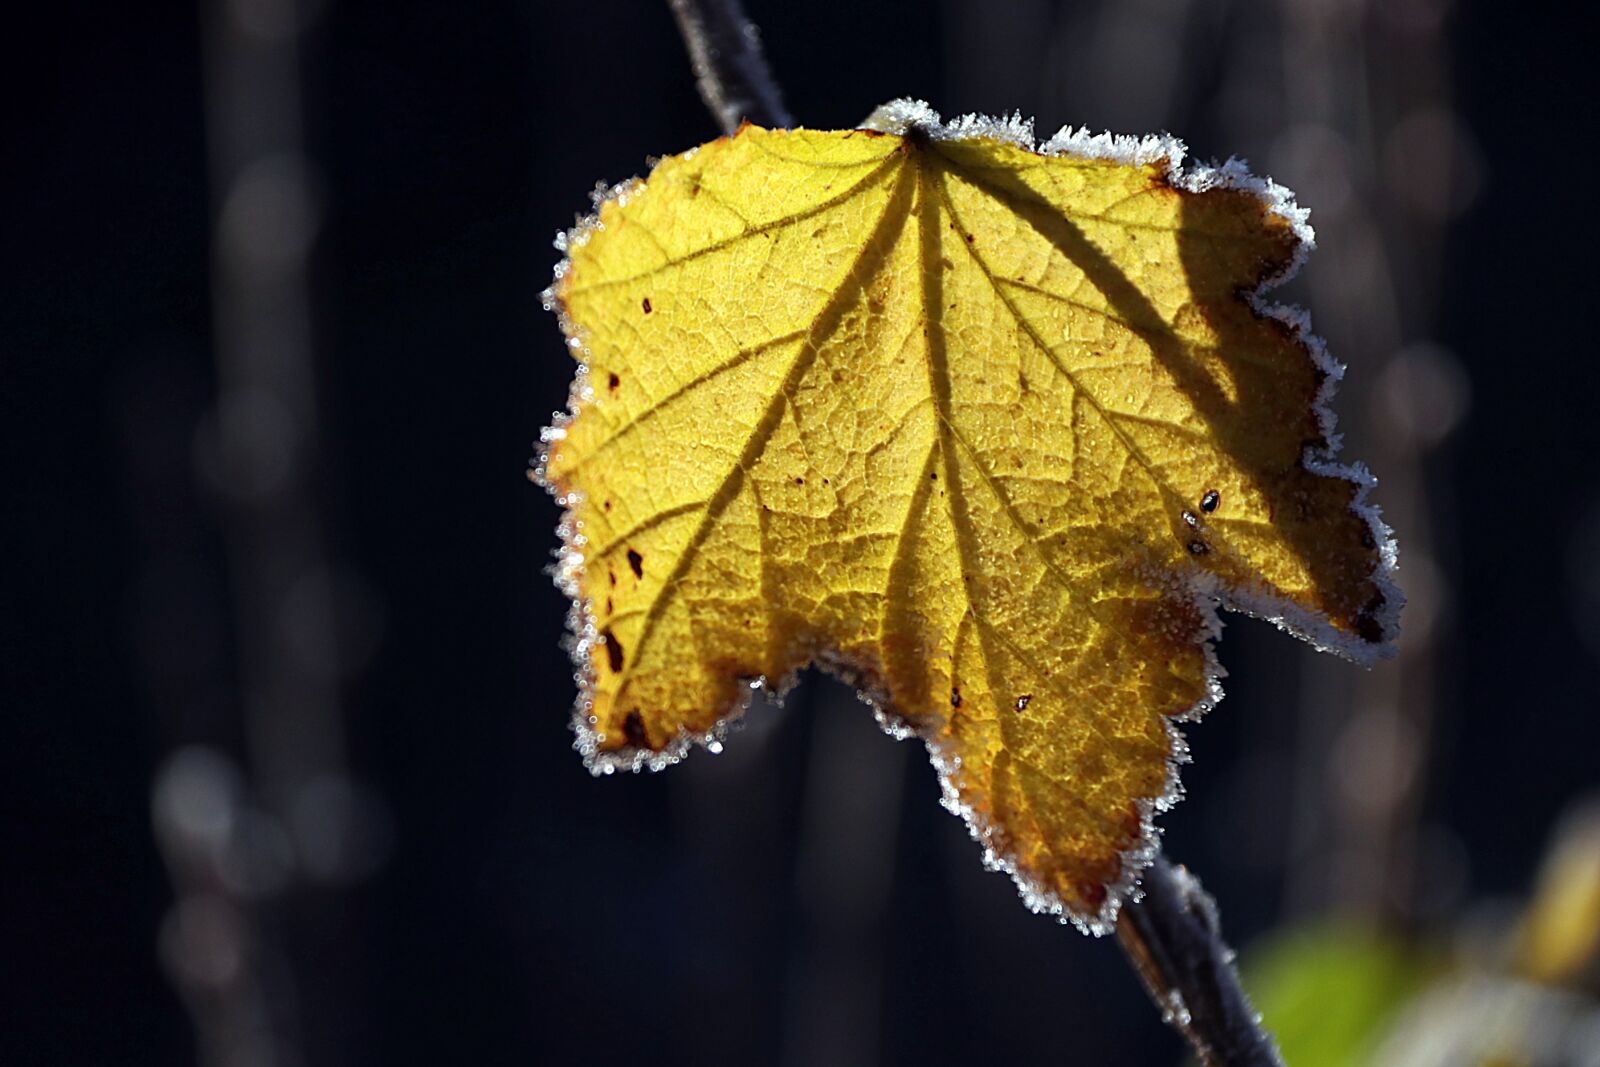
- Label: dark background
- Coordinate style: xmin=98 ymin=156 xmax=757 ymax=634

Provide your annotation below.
xmin=8 ymin=1 xmax=1598 ymax=1065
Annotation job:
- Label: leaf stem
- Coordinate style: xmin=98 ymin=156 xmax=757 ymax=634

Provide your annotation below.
xmin=666 ymin=0 xmax=793 ymax=134
xmin=1116 ymin=855 xmax=1284 ymax=1067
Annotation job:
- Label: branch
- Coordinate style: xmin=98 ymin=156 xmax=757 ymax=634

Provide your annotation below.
xmin=666 ymin=0 xmax=792 ymax=134
xmin=1117 ymin=855 xmax=1284 ymax=1067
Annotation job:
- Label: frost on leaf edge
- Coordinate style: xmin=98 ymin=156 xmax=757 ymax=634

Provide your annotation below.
xmin=534 ymin=101 xmax=1401 ymax=935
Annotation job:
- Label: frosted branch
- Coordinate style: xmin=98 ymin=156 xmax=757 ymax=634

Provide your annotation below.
xmin=1117 ymin=856 xmax=1283 ymax=1067
xmin=666 ymin=0 xmax=792 ymax=134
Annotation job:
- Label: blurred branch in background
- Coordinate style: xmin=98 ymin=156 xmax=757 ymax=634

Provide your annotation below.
xmin=150 ymin=0 xmax=389 ymax=1063
xmin=1269 ymin=0 xmax=1474 ymax=931
xmin=778 ymin=684 xmax=909 ymax=1067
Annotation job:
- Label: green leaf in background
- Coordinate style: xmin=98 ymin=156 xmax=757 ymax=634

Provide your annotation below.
xmin=1244 ymin=923 xmax=1428 ymax=1067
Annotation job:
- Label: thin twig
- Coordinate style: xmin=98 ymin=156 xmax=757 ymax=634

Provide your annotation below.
xmin=666 ymin=0 xmax=792 ymax=134
xmin=1118 ymin=856 xmax=1284 ymax=1067
xmin=664 ymin=7 xmax=1281 ymax=1064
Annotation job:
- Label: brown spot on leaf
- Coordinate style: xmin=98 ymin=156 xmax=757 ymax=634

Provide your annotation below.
xmin=641 ymin=296 xmax=652 ymax=314
xmin=1354 ymin=593 xmax=1387 ymax=643
xmin=951 ymin=686 xmax=962 ymax=709
xmin=1014 ymin=694 xmax=1032 ymax=712
xmin=622 ymin=710 xmax=649 ymax=748
xmin=627 ymin=548 xmax=644 ymax=579
xmin=607 ymin=372 xmax=620 ymax=391
xmin=602 ymin=629 xmax=624 ymax=673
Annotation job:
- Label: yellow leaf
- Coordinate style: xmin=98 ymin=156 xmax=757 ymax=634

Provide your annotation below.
xmin=539 ymin=101 xmax=1399 ymax=931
